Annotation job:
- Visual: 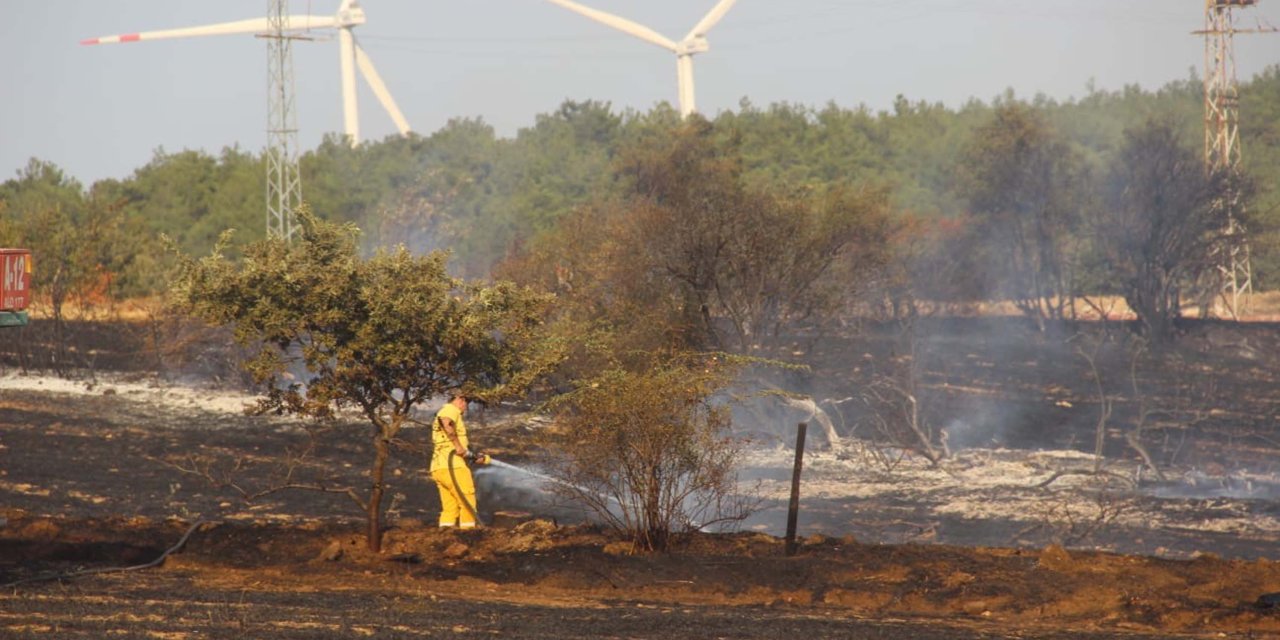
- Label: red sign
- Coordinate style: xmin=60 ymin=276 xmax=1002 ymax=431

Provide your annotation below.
xmin=1 ymin=249 xmax=32 ymax=311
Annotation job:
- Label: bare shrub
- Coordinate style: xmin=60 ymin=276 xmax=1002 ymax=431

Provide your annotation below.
xmin=1092 ymin=120 xmax=1241 ymax=343
xmin=542 ymin=360 xmax=755 ymax=552
xmin=154 ymin=423 xmax=365 ymax=514
xmin=1021 ymin=479 xmax=1134 ymax=548
xmin=851 ymin=318 xmax=945 ymax=465
xmin=1071 ymin=330 xmax=1178 ymax=483
xmin=498 ymin=119 xmax=892 ymax=355
xmin=142 ymin=304 xmax=255 ymax=388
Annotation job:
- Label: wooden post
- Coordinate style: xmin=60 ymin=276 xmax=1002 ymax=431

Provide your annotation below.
xmin=785 ymin=422 xmax=807 ymax=556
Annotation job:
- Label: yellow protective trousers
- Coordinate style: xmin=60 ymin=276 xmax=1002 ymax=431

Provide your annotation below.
xmin=431 ymin=464 xmax=477 ymax=528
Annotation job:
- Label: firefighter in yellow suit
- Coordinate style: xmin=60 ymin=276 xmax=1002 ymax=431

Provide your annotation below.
xmin=431 ymin=393 xmax=481 ymax=528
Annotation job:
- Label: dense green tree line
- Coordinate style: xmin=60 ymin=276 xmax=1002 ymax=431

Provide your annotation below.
xmin=3 ymin=69 xmax=1278 ymax=320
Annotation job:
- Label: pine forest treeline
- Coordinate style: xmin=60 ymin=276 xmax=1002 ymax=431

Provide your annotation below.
xmin=3 ymin=69 xmax=1280 ymax=340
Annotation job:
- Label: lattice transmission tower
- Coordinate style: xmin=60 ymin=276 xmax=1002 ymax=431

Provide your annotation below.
xmin=1197 ymin=0 xmax=1276 ymax=317
xmin=264 ymin=0 xmax=303 ymax=241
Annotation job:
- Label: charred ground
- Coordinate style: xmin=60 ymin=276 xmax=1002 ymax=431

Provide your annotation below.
xmin=1 ymin=316 xmax=1280 ymax=638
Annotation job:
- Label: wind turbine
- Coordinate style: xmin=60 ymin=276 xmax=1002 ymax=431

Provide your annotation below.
xmin=542 ymin=0 xmax=738 ymax=118
xmin=81 ymin=0 xmax=410 ymax=146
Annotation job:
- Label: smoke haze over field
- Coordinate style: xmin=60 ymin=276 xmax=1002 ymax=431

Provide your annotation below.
xmin=4 ymin=1 xmax=1278 ymax=184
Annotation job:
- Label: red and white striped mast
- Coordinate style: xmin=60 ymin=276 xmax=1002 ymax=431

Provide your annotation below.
xmin=1196 ymin=0 xmax=1277 ymax=317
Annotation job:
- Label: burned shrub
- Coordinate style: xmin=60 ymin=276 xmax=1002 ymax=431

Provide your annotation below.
xmin=541 ymin=359 xmax=754 ymax=552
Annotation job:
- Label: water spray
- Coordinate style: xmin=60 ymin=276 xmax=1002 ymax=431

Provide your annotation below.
xmin=486 ymin=457 xmax=622 ymax=508
xmin=487 ymin=458 xmax=559 ymax=485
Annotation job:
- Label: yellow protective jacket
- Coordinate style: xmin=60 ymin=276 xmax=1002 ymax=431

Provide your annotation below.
xmin=430 ymin=402 xmax=468 ymax=473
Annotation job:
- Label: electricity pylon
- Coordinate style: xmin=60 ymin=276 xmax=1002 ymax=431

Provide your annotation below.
xmin=265 ymin=0 xmax=303 ymax=241
xmin=83 ymin=1 xmax=414 ymax=241
xmin=1196 ymin=0 xmax=1276 ymax=318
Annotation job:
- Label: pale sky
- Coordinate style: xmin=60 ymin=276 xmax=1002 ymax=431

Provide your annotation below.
xmin=4 ymin=1 xmax=1279 ymax=185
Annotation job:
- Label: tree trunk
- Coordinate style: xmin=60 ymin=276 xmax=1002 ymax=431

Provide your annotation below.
xmin=51 ymin=268 xmax=68 ymax=372
xmin=366 ymin=430 xmax=391 ymax=552
xmin=645 ymin=466 xmax=664 ymax=551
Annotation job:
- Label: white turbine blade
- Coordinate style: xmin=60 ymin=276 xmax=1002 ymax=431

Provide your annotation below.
xmin=81 ymin=15 xmax=337 ymax=45
xmin=544 ymin=0 xmax=678 ymax=52
xmin=685 ymin=0 xmax=738 ymax=40
xmin=353 ymin=42 xmax=412 ymax=136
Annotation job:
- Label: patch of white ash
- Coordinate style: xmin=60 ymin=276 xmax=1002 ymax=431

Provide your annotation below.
xmin=0 ymin=370 xmax=261 ymax=416
xmin=736 ymin=441 xmax=1280 ymax=541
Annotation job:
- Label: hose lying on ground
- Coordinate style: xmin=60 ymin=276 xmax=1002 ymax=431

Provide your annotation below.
xmin=1 ymin=518 xmax=212 ymax=589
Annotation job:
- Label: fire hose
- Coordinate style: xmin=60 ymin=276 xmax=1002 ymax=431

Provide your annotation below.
xmin=415 ymin=414 xmax=490 ymax=525
xmin=447 ymin=449 xmax=489 ymax=524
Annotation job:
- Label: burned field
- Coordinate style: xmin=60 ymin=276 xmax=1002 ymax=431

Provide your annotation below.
xmin=2 ymin=316 xmax=1280 ymax=638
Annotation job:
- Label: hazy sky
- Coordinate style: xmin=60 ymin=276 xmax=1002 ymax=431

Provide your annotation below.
xmin=4 ymin=1 xmax=1279 ymax=184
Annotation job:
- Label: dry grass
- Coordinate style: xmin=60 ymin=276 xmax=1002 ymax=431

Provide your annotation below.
xmin=879 ymin=292 xmax=1280 ymax=322
xmin=19 ymin=297 xmax=163 ymax=323
xmin=1243 ymin=289 xmax=1280 ymax=320
xmin=18 ymin=290 xmax=1280 ymax=325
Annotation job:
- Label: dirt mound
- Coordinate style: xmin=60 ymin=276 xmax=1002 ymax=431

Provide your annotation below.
xmin=4 ymin=511 xmax=1280 ymax=637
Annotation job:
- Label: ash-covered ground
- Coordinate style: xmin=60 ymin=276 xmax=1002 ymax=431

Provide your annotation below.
xmin=3 ymin=368 xmax=1277 ymax=561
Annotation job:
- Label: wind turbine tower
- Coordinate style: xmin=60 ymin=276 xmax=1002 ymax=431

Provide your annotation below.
xmin=82 ymin=0 xmax=414 ymax=240
xmin=265 ymin=0 xmax=303 ymax=241
xmin=542 ymin=0 xmax=739 ymax=118
xmin=1197 ymin=0 xmax=1276 ymax=317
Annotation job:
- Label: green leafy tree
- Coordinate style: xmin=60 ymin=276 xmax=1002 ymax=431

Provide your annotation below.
xmin=508 ymin=100 xmax=623 ymax=226
xmin=369 ymin=105 xmax=627 ymax=279
xmin=301 ymin=132 xmax=431 ymax=238
xmin=111 ymin=147 xmax=263 ymax=259
xmin=0 ymin=160 xmax=154 ymax=369
xmin=170 ymin=208 xmax=556 ymax=551
xmin=20 ymin=68 xmax=1280 ymax=304
xmin=0 ymin=160 xmax=88 ymax=365
xmin=882 ymin=94 xmax=985 ymax=217
xmin=1049 ymin=75 xmax=1202 ymax=174
xmin=1240 ymin=65 xmax=1280 ymax=287
xmin=372 ymin=118 xmax=504 ymax=274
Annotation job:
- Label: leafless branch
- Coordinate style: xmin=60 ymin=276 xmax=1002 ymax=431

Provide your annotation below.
xmin=147 ymin=427 xmax=369 ymax=512
xmin=1126 ymin=341 xmax=1167 ymax=482
xmin=1078 ymin=295 xmax=1120 ymax=323
xmin=1024 ymin=486 xmax=1133 ymax=547
xmin=1071 ymin=334 xmax=1114 ymax=474
xmin=1 ymin=519 xmax=213 ymax=589
xmin=858 ymin=375 xmax=944 ymax=465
